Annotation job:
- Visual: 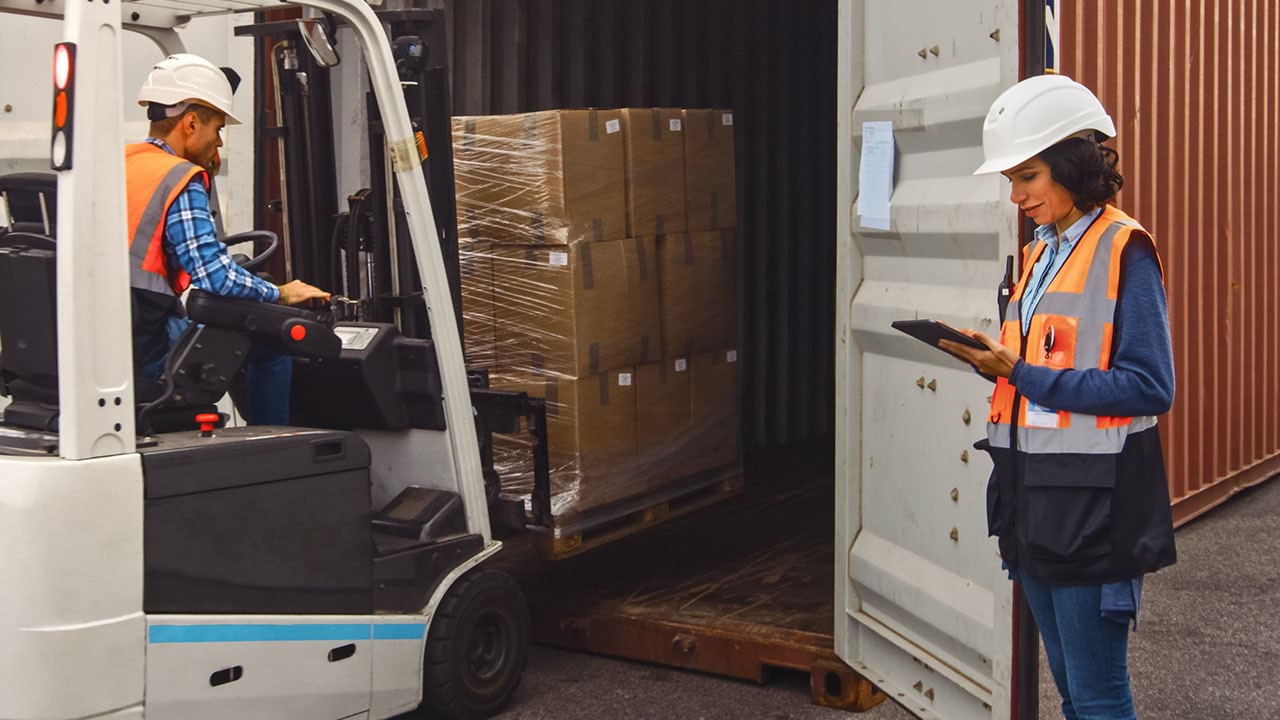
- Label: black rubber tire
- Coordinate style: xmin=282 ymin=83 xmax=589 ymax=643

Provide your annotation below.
xmin=422 ymin=568 xmax=529 ymax=720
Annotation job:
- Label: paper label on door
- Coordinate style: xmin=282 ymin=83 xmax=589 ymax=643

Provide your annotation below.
xmin=669 ymin=118 xmax=683 ymax=132
xmin=726 ymin=350 xmax=738 ymax=363
xmin=548 ymin=252 xmax=569 ymax=267
xmin=618 ymin=373 xmax=633 ymax=386
xmin=674 ymin=358 xmax=688 ymax=372
xmin=1025 ymin=400 xmax=1059 ymax=429
xmin=722 ymin=113 xmax=734 ymax=126
xmin=605 ymin=119 xmax=621 ymax=134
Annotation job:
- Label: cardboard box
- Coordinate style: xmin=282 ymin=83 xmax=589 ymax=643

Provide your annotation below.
xmin=686 ymin=348 xmax=741 ymax=476
xmin=491 ymin=238 xmax=661 ymax=378
xmin=636 ymin=358 xmax=692 ymax=481
xmin=683 ymin=109 xmax=737 ymax=232
xmin=452 ymin=110 xmax=627 ymax=244
xmin=460 ymin=243 xmax=497 ymax=368
xmin=658 ymin=230 xmax=737 ymax=358
xmin=620 ymin=108 xmax=688 ymax=238
xmin=491 ymin=368 xmax=639 ymax=514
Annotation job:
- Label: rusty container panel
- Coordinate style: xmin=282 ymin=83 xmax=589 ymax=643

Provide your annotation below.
xmin=1061 ymin=1 xmax=1280 ymax=524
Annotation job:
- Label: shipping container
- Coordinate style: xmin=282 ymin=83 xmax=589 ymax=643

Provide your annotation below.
xmin=2 ymin=1 xmax=1276 ymax=718
xmin=435 ymin=0 xmax=1280 ymax=717
xmin=1060 ymin=0 xmax=1280 ymax=524
xmin=436 ymin=1 xmax=1021 ymax=717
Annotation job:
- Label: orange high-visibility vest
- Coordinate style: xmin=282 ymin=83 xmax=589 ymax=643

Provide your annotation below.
xmin=979 ymin=204 xmax=1176 ymax=584
xmin=987 ymin=204 xmax=1164 ymax=454
xmin=124 ymin=142 xmax=206 ymax=296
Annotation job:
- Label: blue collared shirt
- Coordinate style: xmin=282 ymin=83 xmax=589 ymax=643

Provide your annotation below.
xmin=145 ymin=138 xmax=280 ymax=303
xmin=1019 ymin=206 xmax=1102 ymax=335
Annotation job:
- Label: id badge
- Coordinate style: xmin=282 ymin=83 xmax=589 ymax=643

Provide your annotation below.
xmin=1025 ymin=400 xmax=1059 ymax=428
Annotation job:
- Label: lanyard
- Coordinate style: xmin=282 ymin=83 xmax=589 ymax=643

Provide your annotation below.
xmin=1020 ymin=239 xmax=1071 ymax=335
xmin=1019 ymin=211 xmax=1104 ymax=336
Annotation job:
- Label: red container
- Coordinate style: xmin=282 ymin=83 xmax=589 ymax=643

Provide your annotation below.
xmin=1062 ymin=0 xmax=1280 ymax=523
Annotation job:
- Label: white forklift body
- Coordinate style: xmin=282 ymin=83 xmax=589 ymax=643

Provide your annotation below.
xmin=0 ymin=0 xmax=515 ymax=717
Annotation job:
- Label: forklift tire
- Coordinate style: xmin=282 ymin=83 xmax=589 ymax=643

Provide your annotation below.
xmin=422 ymin=568 xmax=529 ymax=720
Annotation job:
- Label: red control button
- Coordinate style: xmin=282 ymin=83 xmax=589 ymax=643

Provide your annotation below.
xmin=195 ymin=413 xmax=219 ymax=437
xmin=290 ymin=324 xmax=307 ymax=342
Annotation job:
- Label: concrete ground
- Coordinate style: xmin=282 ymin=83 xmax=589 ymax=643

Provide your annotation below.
xmin=406 ymin=477 xmax=1279 ymax=720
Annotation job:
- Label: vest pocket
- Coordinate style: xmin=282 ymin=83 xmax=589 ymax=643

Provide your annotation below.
xmin=1021 ymin=454 xmax=1116 ymax=563
xmin=974 ymin=438 xmax=1015 ymax=537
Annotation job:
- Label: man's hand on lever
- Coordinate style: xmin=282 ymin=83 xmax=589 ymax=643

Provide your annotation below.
xmin=276 ymin=279 xmax=331 ymax=307
xmin=938 ymin=329 xmax=1020 ymax=380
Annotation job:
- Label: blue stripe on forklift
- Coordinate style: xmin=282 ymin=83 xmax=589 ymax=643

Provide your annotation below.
xmin=373 ymin=624 xmax=426 ymax=640
xmin=149 ymin=623 xmax=425 ymax=644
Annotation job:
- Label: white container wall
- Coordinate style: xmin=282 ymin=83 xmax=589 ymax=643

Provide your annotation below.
xmin=836 ymin=1 xmax=1020 ymax=718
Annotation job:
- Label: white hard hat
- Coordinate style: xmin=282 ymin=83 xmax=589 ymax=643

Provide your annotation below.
xmin=138 ymin=53 xmax=242 ymax=125
xmin=973 ymin=74 xmax=1115 ymax=175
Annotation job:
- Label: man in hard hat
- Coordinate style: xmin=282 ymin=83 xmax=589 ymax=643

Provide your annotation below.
xmin=128 ymin=53 xmax=329 ymax=425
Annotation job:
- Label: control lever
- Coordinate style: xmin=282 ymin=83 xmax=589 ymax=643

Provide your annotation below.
xmin=330 ymin=295 xmax=363 ymax=322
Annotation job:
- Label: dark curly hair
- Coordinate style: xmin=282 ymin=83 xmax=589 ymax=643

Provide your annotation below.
xmin=1038 ymin=137 xmax=1124 ymax=211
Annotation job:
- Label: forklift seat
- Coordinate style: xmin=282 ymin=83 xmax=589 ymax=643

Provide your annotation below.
xmin=0 ymin=238 xmax=233 ymax=433
xmin=0 ymin=172 xmax=57 ymax=238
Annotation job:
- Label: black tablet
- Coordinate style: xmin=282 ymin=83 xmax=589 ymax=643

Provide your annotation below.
xmin=891 ymin=319 xmax=986 ymax=351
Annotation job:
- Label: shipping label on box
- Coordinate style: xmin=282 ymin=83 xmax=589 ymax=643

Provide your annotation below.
xmin=453 ymin=110 xmax=626 ymax=245
xmin=491 ymin=238 xmax=661 ymax=378
xmin=683 ymin=108 xmax=737 ymax=232
xmin=658 ymin=230 xmax=738 ymax=359
xmin=621 ymin=108 xmax=689 ymax=238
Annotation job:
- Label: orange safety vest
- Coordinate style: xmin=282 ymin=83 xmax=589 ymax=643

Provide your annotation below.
xmin=979 ymin=204 xmax=1176 ymax=583
xmin=987 ymin=204 xmax=1163 ymax=453
xmin=124 ymin=142 xmax=206 ymax=296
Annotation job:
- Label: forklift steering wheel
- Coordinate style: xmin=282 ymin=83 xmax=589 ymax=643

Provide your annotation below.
xmin=226 ymin=230 xmax=280 ymax=273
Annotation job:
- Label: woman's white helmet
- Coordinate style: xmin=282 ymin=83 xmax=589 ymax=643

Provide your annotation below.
xmin=973 ymin=74 xmax=1115 ymax=175
xmin=137 ymin=53 xmax=242 ymax=125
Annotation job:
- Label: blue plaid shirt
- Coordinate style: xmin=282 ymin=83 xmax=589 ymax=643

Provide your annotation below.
xmin=146 ymin=138 xmax=279 ymax=303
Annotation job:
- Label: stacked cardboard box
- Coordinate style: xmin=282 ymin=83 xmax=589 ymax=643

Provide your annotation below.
xmin=683 ymin=109 xmax=737 ymax=232
xmin=454 ymin=108 xmax=738 ymax=519
xmin=452 ymin=109 xmax=627 ymax=244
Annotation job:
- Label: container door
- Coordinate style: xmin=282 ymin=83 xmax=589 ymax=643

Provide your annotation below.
xmin=835 ymin=2 xmax=1021 ymax=718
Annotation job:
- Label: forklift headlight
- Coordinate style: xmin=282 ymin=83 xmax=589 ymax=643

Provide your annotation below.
xmin=51 ymin=42 xmax=76 ymax=171
xmin=54 ymin=44 xmax=72 ymax=89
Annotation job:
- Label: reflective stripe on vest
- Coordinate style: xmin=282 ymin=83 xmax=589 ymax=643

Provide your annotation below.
xmin=987 ymin=205 xmax=1160 ymax=454
xmin=124 ymin=143 xmax=206 ymax=296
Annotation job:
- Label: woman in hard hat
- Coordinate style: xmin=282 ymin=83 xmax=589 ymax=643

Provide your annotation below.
xmin=940 ymin=75 xmax=1176 ymax=720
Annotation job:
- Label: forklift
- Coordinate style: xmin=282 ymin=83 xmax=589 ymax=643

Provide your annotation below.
xmin=0 ymin=0 xmax=533 ymax=718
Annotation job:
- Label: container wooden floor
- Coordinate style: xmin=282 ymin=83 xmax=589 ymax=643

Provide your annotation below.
xmin=492 ymin=442 xmax=883 ymax=710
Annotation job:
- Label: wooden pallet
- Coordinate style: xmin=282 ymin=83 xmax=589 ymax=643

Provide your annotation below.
xmin=531 ymin=463 xmax=744 ymax=560
xmin=493 ymin=445 xmax=886 ymax=712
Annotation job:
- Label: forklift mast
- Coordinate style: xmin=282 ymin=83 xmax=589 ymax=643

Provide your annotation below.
xmin=240 ymin=9 xmax=460 ymax=341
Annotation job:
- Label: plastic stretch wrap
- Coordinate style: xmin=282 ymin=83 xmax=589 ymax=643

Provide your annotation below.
xmin=452 ymin=110 xmax=628 ymax=245
xmin=454 ymin=109 xmax=739 ymax=520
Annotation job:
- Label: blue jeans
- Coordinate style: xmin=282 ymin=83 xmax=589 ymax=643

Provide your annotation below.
xmin=140 ymin=315 xmax=293 ymax=426
xmin=1020 ymin=575 xmax=1136 ymax=720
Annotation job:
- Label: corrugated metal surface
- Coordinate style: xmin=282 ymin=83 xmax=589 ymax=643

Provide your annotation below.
xmin=1061 ymin=1 xmax=1280 ymax=523
xmin=440 ymin=0 xmax=838 ymax=449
